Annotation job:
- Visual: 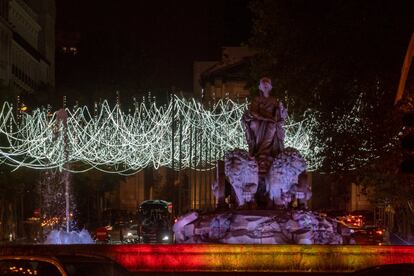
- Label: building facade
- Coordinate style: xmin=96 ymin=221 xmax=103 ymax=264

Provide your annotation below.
xmin=0 ymin=0 xmax=55 ymax=95
xmin=108 ymin=167 xmax=215 ymax=216
xmin=194 ymin=47 xmax=255 ymax=103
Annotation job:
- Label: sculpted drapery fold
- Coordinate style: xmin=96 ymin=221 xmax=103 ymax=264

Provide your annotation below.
xmin=242 ymin=77 xmax=287 ymax=175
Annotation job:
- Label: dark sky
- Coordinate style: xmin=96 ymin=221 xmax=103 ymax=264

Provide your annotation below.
xmin=55 ymin=0 xmax=252 ymax=97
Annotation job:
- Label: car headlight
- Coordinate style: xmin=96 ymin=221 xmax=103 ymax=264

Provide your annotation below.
xmin=162 ymin=235 xmax=169 ymax=241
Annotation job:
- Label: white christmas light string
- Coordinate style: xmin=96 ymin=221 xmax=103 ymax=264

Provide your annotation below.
xmin=0 ymin=96 xmax=323 ymax=174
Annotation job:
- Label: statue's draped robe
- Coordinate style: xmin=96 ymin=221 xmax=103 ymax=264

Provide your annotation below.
xmin=242 ymin=95 xmax=285 ymax=159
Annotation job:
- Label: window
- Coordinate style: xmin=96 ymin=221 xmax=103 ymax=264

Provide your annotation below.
xmin=0 ymin=259 xmax=62 ymax=276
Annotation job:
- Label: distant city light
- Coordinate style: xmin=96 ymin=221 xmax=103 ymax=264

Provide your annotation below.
xmin=18 ymin=103 xmax=28 ymax=112
xmin=61 ymin=46 xmax=78 ymax=55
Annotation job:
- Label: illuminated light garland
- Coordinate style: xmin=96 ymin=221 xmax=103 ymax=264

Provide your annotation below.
xmin=0 ymin=96 xmax=323 ymax=174
xmin=320 ymin=91 xmax=390 ymax=171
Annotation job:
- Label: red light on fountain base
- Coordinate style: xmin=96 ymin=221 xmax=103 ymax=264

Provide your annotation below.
xmin=108 ymin=244 xmax=414 ymax=273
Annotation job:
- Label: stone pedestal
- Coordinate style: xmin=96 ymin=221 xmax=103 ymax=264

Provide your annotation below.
xmin=174 ymin=210 xmax=343 ymax=244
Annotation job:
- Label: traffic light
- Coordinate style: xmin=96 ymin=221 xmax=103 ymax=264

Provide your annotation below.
xmin=400 ymin=111 xmax=414 ymax=173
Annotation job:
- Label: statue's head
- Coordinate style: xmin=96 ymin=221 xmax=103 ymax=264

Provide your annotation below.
xmin=259 ymin=77 xmax=272 ymax=95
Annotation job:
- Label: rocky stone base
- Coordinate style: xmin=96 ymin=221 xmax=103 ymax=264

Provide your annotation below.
xmin=173 ymin=209 xmax=343 ymax=244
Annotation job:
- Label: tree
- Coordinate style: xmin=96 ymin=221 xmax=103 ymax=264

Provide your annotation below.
xmin=0 ymin=165 xmax=40 ymax=241
xmin=248 ymin=0 xmax=414 ymax=172
xmin=72 ymin=168 xmax=124 ymax=229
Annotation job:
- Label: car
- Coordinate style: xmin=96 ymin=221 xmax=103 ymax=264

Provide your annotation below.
xmin=350 ymin=210 xmax=374 ymax=225
xmin=138 ymin=200 xmax=175 ymax=244
xmin=351 ymin=225 xmax=388 ymax=245
xmin=122 ymin=224 xmax=140 ymax=243
xmin=337 ymin=214 xmax=365 ymax=228
xmin=0 ymin=254 xmax=133 ymax=276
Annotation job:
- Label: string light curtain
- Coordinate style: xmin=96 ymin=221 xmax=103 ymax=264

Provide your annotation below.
xmin=0 ymin=96 xmax=323 ymax=174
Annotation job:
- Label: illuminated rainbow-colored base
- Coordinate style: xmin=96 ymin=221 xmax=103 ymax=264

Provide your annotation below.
xmin=2 ymin=244 xmax=414 ymax=273
xmin=109 ymin=244 xmax=414 ymax=272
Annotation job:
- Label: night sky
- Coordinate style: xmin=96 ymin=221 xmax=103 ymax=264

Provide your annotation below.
xmin=55 ymin=0 xmax=252 ymax=98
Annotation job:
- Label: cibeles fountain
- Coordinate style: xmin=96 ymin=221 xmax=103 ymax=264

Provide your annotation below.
xmin=173 ymin=77 xmax=343 ymax=244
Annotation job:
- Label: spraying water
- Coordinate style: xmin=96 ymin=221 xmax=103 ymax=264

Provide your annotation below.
xmin=45 ymin=229 xmax=94 ymax=244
